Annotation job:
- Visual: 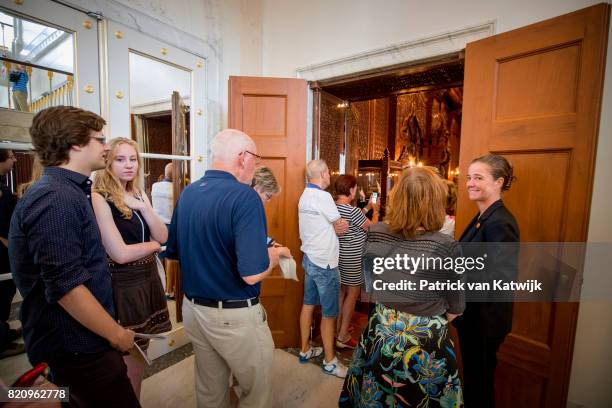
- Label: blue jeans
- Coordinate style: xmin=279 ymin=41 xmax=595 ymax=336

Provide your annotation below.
xmin=302 ymin=255 xmax=340 ymax=318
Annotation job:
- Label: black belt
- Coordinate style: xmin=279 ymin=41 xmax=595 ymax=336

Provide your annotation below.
xmin=189 ymin=296 xmax=259 ymax=309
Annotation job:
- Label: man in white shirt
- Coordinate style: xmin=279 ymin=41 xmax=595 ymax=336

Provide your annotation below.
xmin=297 ymin=159 xmax=349 ymax=378
xmin=151 ymin=163 xmax=173 ymax=225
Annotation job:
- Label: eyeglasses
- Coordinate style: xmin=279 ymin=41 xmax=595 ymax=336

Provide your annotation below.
xmin=91 ymin=135 xmax=107 ymax=145
xmin=242 ymin=150 xmax=262 ymax=165
xmin=264 ymin=192 xmax=274 ymax=202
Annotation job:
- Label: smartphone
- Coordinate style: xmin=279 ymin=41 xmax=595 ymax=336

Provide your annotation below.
xmin=372 ymin=192 xmax=378 ymax=204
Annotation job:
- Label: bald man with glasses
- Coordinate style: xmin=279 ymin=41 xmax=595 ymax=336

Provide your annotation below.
xmin=167 ymin=129 xmax=284 ymax=408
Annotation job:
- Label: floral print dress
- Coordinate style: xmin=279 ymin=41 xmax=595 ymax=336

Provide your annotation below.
xmin=339 ymin=303 xmax=463 ymax=407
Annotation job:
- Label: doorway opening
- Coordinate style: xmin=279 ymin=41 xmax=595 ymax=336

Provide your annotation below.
xmin=312 ymin=52 xmax=464 ymax=216
xmin=308 ymin=53 xmax=465 ymax=347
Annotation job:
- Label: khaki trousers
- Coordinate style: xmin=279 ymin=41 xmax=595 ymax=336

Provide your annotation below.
xmin=183 ymin=297 xmax=274 ymax=408
xmin=12 ymin=91 xmax=28 ymax=111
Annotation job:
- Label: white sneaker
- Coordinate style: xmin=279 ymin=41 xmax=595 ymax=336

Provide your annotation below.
xmin=299 ymin=346 xmax=323 ymax=363
xmin=321 ymin=357 xmax=347 ymax=378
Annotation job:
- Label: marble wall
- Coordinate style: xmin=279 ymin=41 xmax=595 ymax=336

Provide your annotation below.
xmin=66 ymin=0 xmax=263 ymax=135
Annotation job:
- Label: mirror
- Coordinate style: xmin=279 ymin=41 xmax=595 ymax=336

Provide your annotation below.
xmin=128 ymin=50 xmax=192 ymax=330
xmin=128 ymin=51 xmax=191 ymax=193
xmin=0 ymin=9 xmax=75 ymax=112
xmin=129 ymin=51 xmax=190 ymax=114
xmin=129 ymin=50 xmax=191 ymax=201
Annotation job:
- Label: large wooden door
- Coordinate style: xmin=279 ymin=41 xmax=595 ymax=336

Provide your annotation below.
xmin=229 ymin=76 xmax=307 ymax=347
xmin=456 ymin=4 xmax=609 ymax=407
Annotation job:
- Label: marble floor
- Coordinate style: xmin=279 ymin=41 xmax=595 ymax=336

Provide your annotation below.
xmin=1 ymin=300 xmax=364 ymax=407
xmin=141 ymin=349 xmax=344 ymax=408
xmin=1 ymin=346 xmax=345 ymax=407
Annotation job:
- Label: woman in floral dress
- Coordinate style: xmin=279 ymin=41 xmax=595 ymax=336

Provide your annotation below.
xmin=339 ymin=167 xmax=464 ymax=407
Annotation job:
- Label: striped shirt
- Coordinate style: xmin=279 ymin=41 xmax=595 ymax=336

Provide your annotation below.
xmin=337 ymin=204 xmax=368 ymax=285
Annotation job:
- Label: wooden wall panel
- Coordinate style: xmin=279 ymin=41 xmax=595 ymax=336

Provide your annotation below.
xmin=243 ymin=95 xmax=287 ymax=137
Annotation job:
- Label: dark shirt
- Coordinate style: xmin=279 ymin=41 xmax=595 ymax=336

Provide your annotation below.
xmin=166 ymin=170 xmax=269 ymax=300
xmin=455 ymin=199 xmax=520 ymax=338
xmin=459 ymin=200 xmax=519 ymax=244
xmin=106 ymin=199 xmax=150 ymax=245
xmin=0 ymin=181 xmax=16 ymax=273
xmin=9 ymin=167 xmax=114 ymax=365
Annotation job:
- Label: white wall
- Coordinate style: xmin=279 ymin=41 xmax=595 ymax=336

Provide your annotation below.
xmin=261 ymin=1 xmax=612 ymax=407
xmin=110 ymin=0 xmax=263 ymax=125
xmin=111 ymin=0 xmax=262 ymax=124
xmin=219 ymin=0 xmax=263 ymax=126
xmin=69 ymin=0 xmax=263 ymax=128
xmin=261 ymin=0 xmax=606 ymax=77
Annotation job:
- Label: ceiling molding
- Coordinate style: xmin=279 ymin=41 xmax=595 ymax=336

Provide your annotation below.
xmin=296 ymin=22 xmax=494 ymax=82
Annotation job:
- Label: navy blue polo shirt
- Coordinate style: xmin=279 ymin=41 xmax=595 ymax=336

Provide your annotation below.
xmin=166 ymin=170 xmax=269 ymax=300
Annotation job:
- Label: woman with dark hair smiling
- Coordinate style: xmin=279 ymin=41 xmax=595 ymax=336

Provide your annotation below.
xmin=454 ymin=154 xmax=520 ymax=408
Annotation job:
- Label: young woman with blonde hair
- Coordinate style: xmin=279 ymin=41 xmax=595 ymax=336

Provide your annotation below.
xmin=92 ymin=137 xmax=171 ymax=398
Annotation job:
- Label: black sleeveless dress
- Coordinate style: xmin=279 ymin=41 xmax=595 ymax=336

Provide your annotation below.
xmin=106 ymin=199 xmax=171 ymax=349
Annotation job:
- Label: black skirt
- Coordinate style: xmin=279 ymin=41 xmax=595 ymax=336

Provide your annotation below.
xmin=109 ymin=254 xmax=172 ymax=350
